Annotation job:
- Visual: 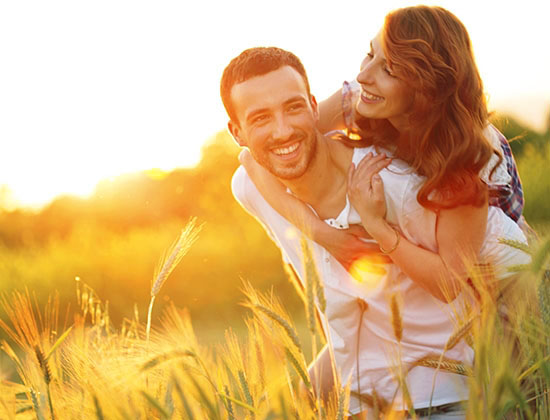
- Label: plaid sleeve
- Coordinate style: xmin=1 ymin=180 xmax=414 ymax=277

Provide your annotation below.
xmin=487 ymin=128 xmax=524 ymax=222
xmin=341 ymin=80 xmax=362 ymax=133
xmin=341 ymin=80 xmax=354 ymax=131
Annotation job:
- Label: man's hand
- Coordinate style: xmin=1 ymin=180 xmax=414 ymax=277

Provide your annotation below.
xmin=322 ymin=224 xmax=391 ymax=271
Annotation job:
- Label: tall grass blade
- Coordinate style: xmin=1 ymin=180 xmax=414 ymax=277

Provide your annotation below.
xmin=301 ymin=238 xmax=318 ymax=334
xmin=172 ymin=375 xmax=194 ymax=420
xmin=92 ymin=394 xmax=104 ymax=420
xmin=164 ymin=381 xmax=175 ymax=418
xmin=141 ymin=390 xmax=171 ymax=419
xmin=217 ymin=391 xmax=256 ymax=413
xmin=186 ymin=370 xmax=220 ymax=419
xmin=45 ymin=325 xmax=73 ymax=361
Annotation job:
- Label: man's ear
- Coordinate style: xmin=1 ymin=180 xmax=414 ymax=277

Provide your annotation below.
xmin=310 ymin=95 xmax=319 ymax=121
xmin=228 ymin=120 xmax=246 ymax=147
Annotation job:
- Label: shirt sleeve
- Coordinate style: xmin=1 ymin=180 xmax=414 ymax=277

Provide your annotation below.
xmin=484 ymin=124 xmax=524 ymax=222
xmin=231 ymin=166 xmax=293 ymax=262
xmin=341 ymin=80 xmax=360 ymax=132
xmin=231 ymin=166 xmax=276 ymax=241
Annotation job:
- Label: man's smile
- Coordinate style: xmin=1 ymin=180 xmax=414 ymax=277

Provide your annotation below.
xmin=272 ymin=142 xmax=300 ymax=156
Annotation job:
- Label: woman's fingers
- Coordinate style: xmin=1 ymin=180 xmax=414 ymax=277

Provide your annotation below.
xmin=372 ymin=173 xmax=385 ymax=200
xmin=356 ymin=153 xmax=391 ymax=181
xmin=348 ymin=162 xmax=356 ymax=188
xmin=346 ymin=224 xmax=372 ymax=239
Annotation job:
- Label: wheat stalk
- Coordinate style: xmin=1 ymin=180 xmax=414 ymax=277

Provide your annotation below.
xmin=223 ymin=385 xmax=236 ymax=420
xmin=284 ymin=347 xmax=311 ymax=389
xmin=390 ymin=294 xmax=402 ymax=343
xmin=146 ymin=218 xmax=202 ymax=342
xmin=29 ymin=388 xmax=45 ymax=420
xmin=446 ymin=314 xmax=477 ymax=351
xmin=34 ymin=346 xmax=55 ymax=420
xmin=252 ymin=304 xmax=302 ymax=350
xmin=498 ymin=238 xmax=532 ymax=255
xmin=411 ymin=355 xmax=472 ymax=376
xmin=238 ymin=369 xmax=255 ymax=418
xmin=301 ymin=238 xmax=318 ymax=335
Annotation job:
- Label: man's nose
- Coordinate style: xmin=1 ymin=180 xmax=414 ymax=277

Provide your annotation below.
xmin=272 ymin=114 xmax=293 ymax=141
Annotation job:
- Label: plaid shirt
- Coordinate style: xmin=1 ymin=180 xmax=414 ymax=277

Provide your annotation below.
xmin=342 ymin=80 xmax=525 ymax=222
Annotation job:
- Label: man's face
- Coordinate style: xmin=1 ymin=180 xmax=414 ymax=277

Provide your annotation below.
xmin=228 ymin=66 xmax=319 ymax=180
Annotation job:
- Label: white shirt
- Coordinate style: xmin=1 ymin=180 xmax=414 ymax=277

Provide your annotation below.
xmin=231 ymin=146 xmax=529 ymax=414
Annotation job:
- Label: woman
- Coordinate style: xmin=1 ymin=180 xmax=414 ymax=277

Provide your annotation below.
xmin=241 ymin=6 xmax=529 ymax=302
xmin=240 ymin=5 xmax=531 ymax=417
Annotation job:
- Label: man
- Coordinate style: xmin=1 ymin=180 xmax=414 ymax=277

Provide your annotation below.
xmin=221 ymin=47 xmax=470 ymax=418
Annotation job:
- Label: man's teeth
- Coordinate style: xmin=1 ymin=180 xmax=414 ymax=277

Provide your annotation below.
xmin=363 ymin=91 xmax=383 ymax=101
xmin=273 ymin=143 xmax=299 ymax=155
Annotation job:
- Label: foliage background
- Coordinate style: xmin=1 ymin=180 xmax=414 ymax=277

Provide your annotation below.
xmin=0 ymin=113 xmax=548 ymax=354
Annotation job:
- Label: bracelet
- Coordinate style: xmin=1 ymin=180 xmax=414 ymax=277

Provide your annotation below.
xmin=379 ymin=226 xmax=401 ymax=255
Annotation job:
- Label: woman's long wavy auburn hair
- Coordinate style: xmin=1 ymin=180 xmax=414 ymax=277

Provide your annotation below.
xmin=356 ymin=6 xmax=498 ymax=211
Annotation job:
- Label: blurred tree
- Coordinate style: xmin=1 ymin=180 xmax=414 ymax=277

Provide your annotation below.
xmin=491 ymin=113 xmax=548 ymax=156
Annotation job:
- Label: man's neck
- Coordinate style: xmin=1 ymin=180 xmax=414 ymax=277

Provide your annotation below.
xmin=280 ymin=133 xmax=354 ymax=220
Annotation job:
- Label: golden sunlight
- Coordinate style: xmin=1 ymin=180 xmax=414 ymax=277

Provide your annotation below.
xmin=349 ymin=257 xmax=387 ymax=288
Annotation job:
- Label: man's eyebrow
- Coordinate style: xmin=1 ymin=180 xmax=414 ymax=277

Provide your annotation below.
xmin=283 ymin=95 xmax=307 ymax=105
xmin=245 ymin=108 xmax=269 ymax=121
xmin=245 ymin=96 xmax=307 ymax=121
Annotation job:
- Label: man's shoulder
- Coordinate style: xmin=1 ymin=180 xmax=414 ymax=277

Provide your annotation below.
xmin=326 ymin=137 xmax=356 ymax=170
xmin=231 ymin=166 xmax=258 ymax=210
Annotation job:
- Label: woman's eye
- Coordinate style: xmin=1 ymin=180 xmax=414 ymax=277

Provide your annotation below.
xmin=384 ymin=66 xmax=395 ymax=77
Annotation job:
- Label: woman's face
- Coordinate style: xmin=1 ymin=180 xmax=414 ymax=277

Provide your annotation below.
xmin=355 ymin=31 xmax=414 ymax=132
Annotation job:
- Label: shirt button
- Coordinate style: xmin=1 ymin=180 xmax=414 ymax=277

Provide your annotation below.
xmin=325 ymin=257 xmax=330 ymax=263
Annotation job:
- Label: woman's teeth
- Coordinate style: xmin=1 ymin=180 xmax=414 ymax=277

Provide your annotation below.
xmin=363 ymin=91 xmax=383 ymax=101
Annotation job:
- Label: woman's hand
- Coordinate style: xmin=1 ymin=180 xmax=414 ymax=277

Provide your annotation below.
xmin=315 ymin=223 xmax=391 ymax=270
xmin=347 ymin=152 xmax=391 ymax=233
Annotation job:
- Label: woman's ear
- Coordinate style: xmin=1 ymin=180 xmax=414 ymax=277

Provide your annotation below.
xmin=228 ymin=120 xmax=246 ymax=147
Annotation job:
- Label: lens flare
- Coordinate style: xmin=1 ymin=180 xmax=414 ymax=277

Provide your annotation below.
xmin=349 ymin=257 xmax=387 ymax=289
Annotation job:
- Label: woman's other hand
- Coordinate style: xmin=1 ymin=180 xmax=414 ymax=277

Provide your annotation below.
xmin=347 ymin=152 xmax=391 ymax=233
xmin=317 ymin=223 xmax=390 ymax=271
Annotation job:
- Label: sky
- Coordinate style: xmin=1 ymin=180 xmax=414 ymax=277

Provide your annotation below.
xmin=1 ymin=0 xmax=549 ymax=210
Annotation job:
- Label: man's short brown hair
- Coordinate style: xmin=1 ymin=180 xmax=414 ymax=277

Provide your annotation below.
xmin=220 ymin=47 xmax=311 ymax=123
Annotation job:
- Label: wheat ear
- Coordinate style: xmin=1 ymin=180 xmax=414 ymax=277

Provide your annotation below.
xmin=390 ymin=294 xmax=402 ymax=342
xmin=34 ymin=346 xmax=55 ymax=420
xmin=146 ymin=218 xmax=202 ymax=342
xmin=412 ymin=355 xmax=472 ymax=376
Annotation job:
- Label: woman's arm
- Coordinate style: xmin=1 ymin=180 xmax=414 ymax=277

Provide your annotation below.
xmin=239 ymin=149 xmax=389 ymax=270
xmin=318 ymin=89 xmax=347 ymax=133
xmin=348 ymin=154 xmax=487 ymax=302
xmin=318 ymin=81 xmax=363 ymax=135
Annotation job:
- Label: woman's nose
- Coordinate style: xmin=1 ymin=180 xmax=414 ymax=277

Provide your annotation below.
xmin=357 ymin=61 xmax=375 ymax=86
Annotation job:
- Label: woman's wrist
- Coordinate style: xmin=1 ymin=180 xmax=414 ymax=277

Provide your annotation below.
xmin=366 ymin=220 xmax=400 ymax=253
